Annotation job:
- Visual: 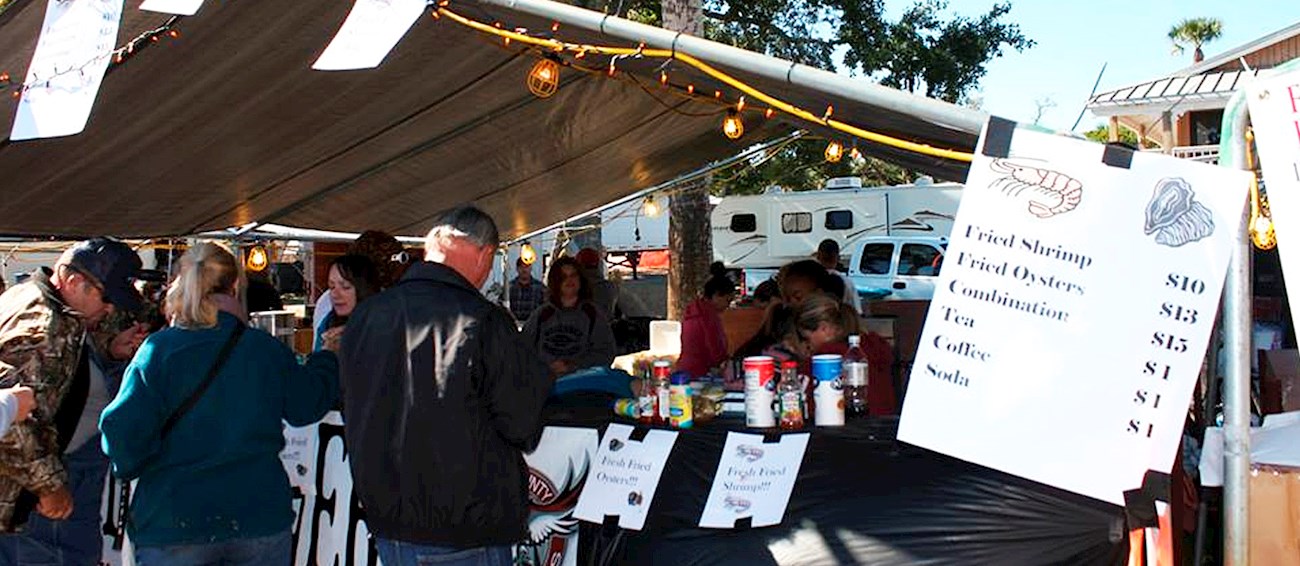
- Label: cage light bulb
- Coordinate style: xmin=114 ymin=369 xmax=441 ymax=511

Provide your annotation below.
xmin=245 ymin=245 xmax=269 ymax=272
xmin=527 ymin=58 xmax=560 ymax=98
xmin=824 ymin=141 xmax=844 ymax=163
xmin=643 ymin=196 xmax=663 ymax=218
xmin=723 ymin=110 xmax=744 ymax=139
xmin=520 ymin=243 xmax=538 ymax=265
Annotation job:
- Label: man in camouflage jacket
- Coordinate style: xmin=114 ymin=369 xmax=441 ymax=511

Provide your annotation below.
xmin=0 ymin=239 xmax=142 ymax=532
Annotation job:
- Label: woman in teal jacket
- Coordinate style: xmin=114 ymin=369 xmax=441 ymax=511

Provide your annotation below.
xmin=101 ymin=243 xmax=338 ymax=566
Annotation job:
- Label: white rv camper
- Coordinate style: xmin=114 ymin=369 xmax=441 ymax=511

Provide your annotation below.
xmin=711 ymin=177 xmax=961 ymax=270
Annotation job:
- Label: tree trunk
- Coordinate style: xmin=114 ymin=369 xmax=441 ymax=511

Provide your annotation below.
xmin=1193 ymin=46 xmax=1204 ymax=63
xmin=662 ymin=0 xmax=709 ymax=321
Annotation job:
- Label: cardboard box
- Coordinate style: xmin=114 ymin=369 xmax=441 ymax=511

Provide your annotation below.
xmin=1250 ymin=464 xmax=1300 ymax=564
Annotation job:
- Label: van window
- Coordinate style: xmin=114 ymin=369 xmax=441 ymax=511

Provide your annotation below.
xmin=781 ymin=212 xmax=812 ymax=233
xmin=899 ymin=244 xmax=944 ymax=276
xmin=730 ymin=214 xmax=757 ymax=233
xmin=858 ymin=243 xmax=894 ymax=275
xmin=825 ymin=210 xmax=853 ymax=230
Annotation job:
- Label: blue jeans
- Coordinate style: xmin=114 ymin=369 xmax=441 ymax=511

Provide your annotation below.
xmin=134 ymin=529 xmax=289 ymax=566
xmin=375 ymin=539 xmax=512 ymax=566
xmin=0 ymin=440 xmax=112 ymax=566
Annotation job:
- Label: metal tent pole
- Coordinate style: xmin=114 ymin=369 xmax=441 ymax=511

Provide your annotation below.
xmin=472 ymin=0 xmax=986 ymax=135
xmin=1218 ymin=90 xmax=1252 ymax=566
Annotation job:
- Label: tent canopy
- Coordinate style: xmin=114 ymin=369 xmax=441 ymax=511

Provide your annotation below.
xmin=0 ymin=0 xmax=982 ymax=239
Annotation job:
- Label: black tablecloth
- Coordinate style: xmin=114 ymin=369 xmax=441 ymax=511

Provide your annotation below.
xmin=544 ymin=394 xmax=1128 ymax=565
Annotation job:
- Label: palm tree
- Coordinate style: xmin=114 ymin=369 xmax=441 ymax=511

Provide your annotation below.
xmin=1169 ymin=18 xmax=1224 ymax=63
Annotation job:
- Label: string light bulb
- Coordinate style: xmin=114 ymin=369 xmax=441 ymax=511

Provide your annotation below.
xmin=527 ymin=58 xmax=560 ymax=98
xmin=824 ymin=141 xmax=845 ymax=163
xmin=519 ymin=242 xmax=538 ymax=266
xmin=722 ymin=109 xmax=744 ymax=139
xmin=245 ymin=245 xmax=269 ymax=273
xmin=642 ymin=195 xmax=663 ymax=218
xmin=659 ymin=71 xmax=668 ymax=85
xmin=849 ymin=146 xmax=862 ymax=160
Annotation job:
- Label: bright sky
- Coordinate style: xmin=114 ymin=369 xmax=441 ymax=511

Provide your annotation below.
xmin=877 ymin=0 xmax=1300 ymax=133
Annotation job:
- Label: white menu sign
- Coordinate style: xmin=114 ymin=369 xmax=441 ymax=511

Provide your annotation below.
xmin=1247 ymin=69 xmax=1300 ymax=329
xmin=698 ymin=432 xmax=809 ymax=529
xmin=898 ymin=123 xmax=1249 ymax=505
xmin=312 ymin=0 xmax=426 ymax=71
xmin=139 ymin=0 xmax=204 ymax=16
xmin=573 ymin=424 xmax=677 ymax=531
xmin=11 ymin=0 xmax=124 ymax=141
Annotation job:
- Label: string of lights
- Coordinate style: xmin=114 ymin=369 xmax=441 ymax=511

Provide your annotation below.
xmin=0 ymin=16 xmax=183 ymax=99
xmin=435 ymin=5 xmax=975 ymax=164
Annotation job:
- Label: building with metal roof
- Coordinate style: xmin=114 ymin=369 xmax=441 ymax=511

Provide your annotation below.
xmin=1086 ymin=21 xmax=1300 ymax=162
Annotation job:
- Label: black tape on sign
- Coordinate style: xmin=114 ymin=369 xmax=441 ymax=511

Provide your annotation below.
xmin=1122 ymin=470 xmax=1172 ymax=528
xmin=1102 ymin=143 xmax=1136 ymax=169
xmin=629 ymin=427 xmax=650 ymax=442
xmin=602 ymin=514 xmax=621 ymax=528
xmin=763 ymin=431 xmax=784 ymax=444
xmin=981 ymin=116 xmax=1017 ymax=158
xmin=731 ymin=516 xmax=755 ymax=531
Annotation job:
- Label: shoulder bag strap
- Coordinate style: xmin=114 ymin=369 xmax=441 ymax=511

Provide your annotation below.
xmin=160 ymin=322 xmax=246 ymax=438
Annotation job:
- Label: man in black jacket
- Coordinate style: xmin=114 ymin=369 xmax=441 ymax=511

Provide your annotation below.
xmin=340 ymin=206 xmax=551 ymax=566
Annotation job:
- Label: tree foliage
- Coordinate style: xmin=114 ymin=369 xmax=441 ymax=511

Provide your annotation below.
xmin=573 ymin=0 xmax=1033 ymax=194
xmin=1168 ymin=17 xmax=1223 ymax=63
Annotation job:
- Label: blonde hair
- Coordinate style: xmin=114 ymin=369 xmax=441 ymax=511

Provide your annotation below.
xmin=166 ymin=243 xmax=242 ymax=329
xmin=789 ymin=293 xmax=843 ymax=343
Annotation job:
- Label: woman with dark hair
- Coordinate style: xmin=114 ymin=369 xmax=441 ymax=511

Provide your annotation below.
xmin=314 ymin=254 xmax=379 ymax=352
xmin=522 ymin=256 xmax=617 ymax=376
xmin=677 ymin=266 xmax=737 ymax=378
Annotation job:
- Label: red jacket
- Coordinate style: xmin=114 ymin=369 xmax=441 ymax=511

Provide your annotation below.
xmin=677 ymin=298 xmax=728 ymax=378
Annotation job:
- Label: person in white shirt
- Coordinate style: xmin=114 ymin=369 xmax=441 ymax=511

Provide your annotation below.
xmin=0 ymin=386 xmax=34 ymax=438
xmin=816 ymin=239 xmax=862 ymax=315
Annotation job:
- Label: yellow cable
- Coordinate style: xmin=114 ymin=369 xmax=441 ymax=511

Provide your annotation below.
xmin=438 ymin=7 xmax=975 ymax=163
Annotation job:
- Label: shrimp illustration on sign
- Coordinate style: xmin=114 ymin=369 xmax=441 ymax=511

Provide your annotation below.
xmin=988 ymin=159 xmax=1084 ymax=218
xmin=724 ymin=495 xmax=753 ymax=513
xmin=736 ymin=445 xmax=764 ymax=462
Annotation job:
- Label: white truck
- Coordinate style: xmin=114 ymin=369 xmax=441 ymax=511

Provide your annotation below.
xmin=711 ymin=177 xmax=961 ymax=300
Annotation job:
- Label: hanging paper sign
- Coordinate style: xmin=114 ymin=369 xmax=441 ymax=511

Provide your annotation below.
xmin=515 ymin=427 xmax=600 ymax=566
xmin=312 ymin=0 xmax=426 ymax=71
xmin=10 ymin=0 xmax=124 ymax=141
xmin=573 ymin=424 xmax=677 ymax=531
xmin=281 ymin=422 xmax=319 ymax=497
xmin=898 ymin=119 xmax=1250 ymax=505
xmin=1246 ymin=69 xmax=1300 ymax=328
xmin=698 ymin=432 xmax=809 ymax=529
xmin=139 ymin=0 xmax=204 ymax=16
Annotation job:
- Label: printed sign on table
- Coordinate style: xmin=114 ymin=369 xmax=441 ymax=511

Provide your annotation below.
xmin=698 ymin=432 xmax=809 ymax=529
xmin=573 ymin=424 xmax=678 ymax=531
xmin=11 ymin=0 xmax=124 ymax=141
xmin=898 ymin=121 xmax=1250 ymax=505
xmin=1247 ymin=69 xmax=1300 ymax=329
xmin=139 ymin=0 xmax=204 ymax=16
xmin=313 ymin=0 xmax=427 ymax=71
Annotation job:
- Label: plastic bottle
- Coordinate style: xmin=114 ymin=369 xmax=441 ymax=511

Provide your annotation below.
xmin=653 ymin=360 xmax=671 ymax=425
xmin=777 ymin=361 xmax=805 ymax=430
xmin=811 ymin=355 xmax=845 ymax=426
xmin=638 ymin=363 xmax=657 ymax=425
xmin=843 ymin=335 xmax=870 ymax=418
xmin=668 ymin=371 xmax=694 ymax=429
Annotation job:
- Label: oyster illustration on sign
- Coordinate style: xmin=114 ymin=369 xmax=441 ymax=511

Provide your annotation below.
xmin=1144 ymin=177 xmax=1215 ymax=247
xmin=988 ymin=159 xmax=1083 ymax=218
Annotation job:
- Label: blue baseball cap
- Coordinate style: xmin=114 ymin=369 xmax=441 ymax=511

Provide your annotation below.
xmin=66 ymin=238 xmax=144 ymax=312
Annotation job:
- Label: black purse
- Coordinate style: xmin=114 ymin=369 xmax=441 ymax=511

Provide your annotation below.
xmin=109 ymin=323 xmax=246 ymax=548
